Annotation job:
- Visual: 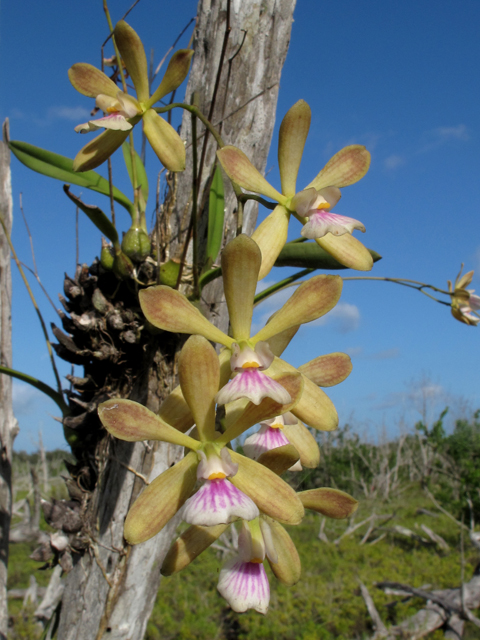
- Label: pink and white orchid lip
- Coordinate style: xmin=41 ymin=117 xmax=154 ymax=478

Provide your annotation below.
xmin=301 ymin=209 xmax=366 ymax=239
xmin=74 ymin=91 xmax=141 ymax=133
xmin=217 ymin=558 xmax=270 ymax=614
xmin=182 ymin=479 xmax=259 ymax=526
xmin=182 ymin=447 xmax=259 ymax=526
xmin=243 ymin=416 xmax=303 ymax=472
xmin=215 ymin=369 xmax=292 ymax=406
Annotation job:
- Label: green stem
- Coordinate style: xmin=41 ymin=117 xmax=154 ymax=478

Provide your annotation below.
xmin=253 ymin=269 xmax=315 ymax=306
xmin=342 ymin=276 xmax=452 ymax=306
xmin=199 ymin=266 xmax=222 ymax=290
xmin=155 ymin=103 xmax=225 ymax=149
xmin=0 ymin=365 xmax=69 ymax=416
xmin=0 ymin=212 xmax=64 ymax=396
xmin=237 ymin=194 xmax=277 ymax=211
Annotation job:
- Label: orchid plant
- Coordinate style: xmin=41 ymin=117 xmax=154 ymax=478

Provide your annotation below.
xmin=5 ymin=7 xmax=477 ymax=625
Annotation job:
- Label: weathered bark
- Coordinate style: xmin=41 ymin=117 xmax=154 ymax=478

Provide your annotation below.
xmin=55 ymin=1 xmax=296 ymax=639
xmin=0 ymin=119 xmax=18 ymax=639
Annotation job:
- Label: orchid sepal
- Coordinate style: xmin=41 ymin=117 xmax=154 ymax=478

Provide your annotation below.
xmin=251 ymin=204 xmax=290 ymax=281
xmin=161 ymin=523 xmax=228 ymax=576
xmin=306 ymin=144 xmax=371 ymax=191
xmin=97 ymin=398 xmax=200 ymax=450
xmin=299 ymin=487 xmax=359 ymax=519
xmin=278 ymin=99 xmax=311 ymax=197
xmin=124 ymin=451 xmax=198 ymax=545
xmin=298 ymin=352 xmax=353 ymax=387
xmin=147 ymin=49 xmax=194 ymax=108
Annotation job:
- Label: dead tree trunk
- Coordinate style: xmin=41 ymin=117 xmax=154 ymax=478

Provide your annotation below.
xmin=0 ymin=120 xmax=18 ymax=639
xmin=55 ymin=2 xmax=296 ymax=639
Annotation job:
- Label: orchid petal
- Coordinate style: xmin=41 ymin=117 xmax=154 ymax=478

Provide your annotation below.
xmin=216 ymin=146 xmax=285 ymax=203
xmin=219 ymin=371 xmax=303 ymax=444
xmin=161 ymin=524 xmax=228 ymax=576
xmin=301 ymin=210 xmax=365 ymax=239
xmin=183 ymin=479 xmax=259 ymax=526
xmin=68 ymin=63 xmax=119 ymax=98
xmin=73 ymin=129 xmax=130 ymax=172
xmin=124 ymin=451 xmax=198 ymax=544
xmin=143 ymin=109 xmax=186 ymax=172
xmin=298 ymin=352 xmax=352 ymax=387
xmin=98 ymin=399 xmax=199 ymax=449
xmin=139 ymin=285 xmax=233 ymax=346
xmin=306 ymin=145 xmax=371 ymax=191
xmin=283 ymin=421 xmax=320 ymax=468
xmin=179 ymin=336 xmax=219 ymax=441
xmin=251 ymin=204 xmax=290 ymax=281
xmin=229 ymin=450 xmax=304 ymax=525
xmin=114 ymin=21 xmax=149 ymax=102
xmin=222 ymin=235 xmax=261 ymax=340
xmin=266 ymin=519 xmax=301 ymax=586
xmin=299 ymin=487 xmax=358 ymax=519
xmin=147 ymin=50 xmax=194 ymax=107
xmin=217 ymin=558 xmax=269 ymax=614
xmin=215 ymin=369 xmax=292 ymax=406
xmin=266 ymin=325 xmax=299 ymax=357
xmin=278 ymin=100 xmax=311 ymax=197
xmin=158 ymin=348 xmax=231 ymax=433
xmin=316 ymin=233 xmax=373 ymax=271
xmin=252 ymin=274 xmax=343 ymax=344
xmin=256 ymin=444 xmax=300 ymax=475
xmin=266 ymin=358 xmax=338 ymax=431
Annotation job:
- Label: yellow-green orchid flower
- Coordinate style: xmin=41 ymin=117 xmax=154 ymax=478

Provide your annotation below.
xmin=139 ymin=234 xmax=343 ymax=426
xmin=217 ymin=100 xmax=372 ymax=278
xmin=98 ymin=334 xmax=305 ymax=544
xmin=69 ymin=20 xmax=193 ymax=172
xmin=448 ymin=265 xmax=480 ymax=326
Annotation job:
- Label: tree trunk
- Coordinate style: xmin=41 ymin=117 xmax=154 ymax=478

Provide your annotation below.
xmin=0 ymin=120 xmax=18 ymax=639
xmin=55 ymin=2 xmax=296 ymax=639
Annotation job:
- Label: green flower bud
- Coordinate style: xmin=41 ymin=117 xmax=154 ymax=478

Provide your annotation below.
xmin=113 ymin=250 xmax=135 ymax=279
xmin=122 ymin=227 xmax=152 ymax=261
xmin=100 ymin=238 xmax=115 ymax=270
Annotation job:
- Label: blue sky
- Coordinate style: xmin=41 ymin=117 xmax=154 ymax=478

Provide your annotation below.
xmin=2 ymin=0 xmax=480 ymax=452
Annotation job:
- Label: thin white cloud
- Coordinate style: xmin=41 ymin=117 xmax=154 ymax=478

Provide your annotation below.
xmin=12 ymin=382 xmax=44 ymax=417
xmin=384 ymin=154 xmax=405 ymax=170
xmin=418 ymin=124 xmax=469 ymax=153
xmin=47 ymin=106 xmax=90 ymax=121
xmin=344 ymin=346 xmax=399 ymax=359
xmin=312 ymin=302 xmax=360 ymax=333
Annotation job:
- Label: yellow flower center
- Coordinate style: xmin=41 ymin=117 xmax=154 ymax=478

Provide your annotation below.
xmin=250 ymin=557 xmax=263 ymax=564
xmin=208 ymin=472 xmax=227 ymax=480
xmin=241 ymin=361 xmax=260 ymax=369
xmin=269 ymin=422 xmax=284 ymax=429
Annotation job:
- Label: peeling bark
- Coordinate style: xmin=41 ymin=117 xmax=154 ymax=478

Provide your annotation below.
xmin=0 ymin=119 xmax=18 ymax=640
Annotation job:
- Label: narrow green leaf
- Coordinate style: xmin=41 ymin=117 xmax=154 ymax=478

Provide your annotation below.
xmin=63 ymin=185 xmax=119 ymax=245
xmin=121 ymin=142 xmax=149 ymax=210
xmin=275 ymin=241 xmax=382 ymax=270
xmin=205 ymin=164 xmax=225 ymax=269
xmin=9 ymin=140 xmax=135 ymax=217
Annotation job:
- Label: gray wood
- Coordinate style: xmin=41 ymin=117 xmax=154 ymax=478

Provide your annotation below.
xmin=0 ymin=119 xmax=18 ymax=640
xmin=56 ymin=1 xmax=296 ymax=638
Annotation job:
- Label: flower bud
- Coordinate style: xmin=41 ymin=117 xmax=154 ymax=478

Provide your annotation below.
xmin=121 ymin=227 xmax=151 ymax=261
xmin=100 ymin=238 xmax=115 ymax=270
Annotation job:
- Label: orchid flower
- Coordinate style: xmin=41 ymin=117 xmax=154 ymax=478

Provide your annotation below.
xmin=140 ymin=234 xmax=343 ymax=412
xmin=216 ymin=100 xmax=372 ymax=278
xmin=69 ymin=20 xmax=193 ymax=172
xmin=243 ymin=412 xmax=321 ymax=472
xmin=98 ymin=334 xmax=305 ymax=544
xmin=448 ymin=266 xmax=480 ymax=326
xmin=162 ymin=486 xmax=358 ymax=613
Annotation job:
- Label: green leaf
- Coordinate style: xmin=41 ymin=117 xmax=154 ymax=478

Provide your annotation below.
xmin=63 ymin=185 xmax=119 ymax=246
xmin=205 ymin=164 xmax=225 ymax=269
xmin=121 ymin=142 xmax=149 ymax=211
xmin=275 ymin=241 xmax=382 ymax=270
xmin=9 ymin=140 xmax=135 ymax=218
